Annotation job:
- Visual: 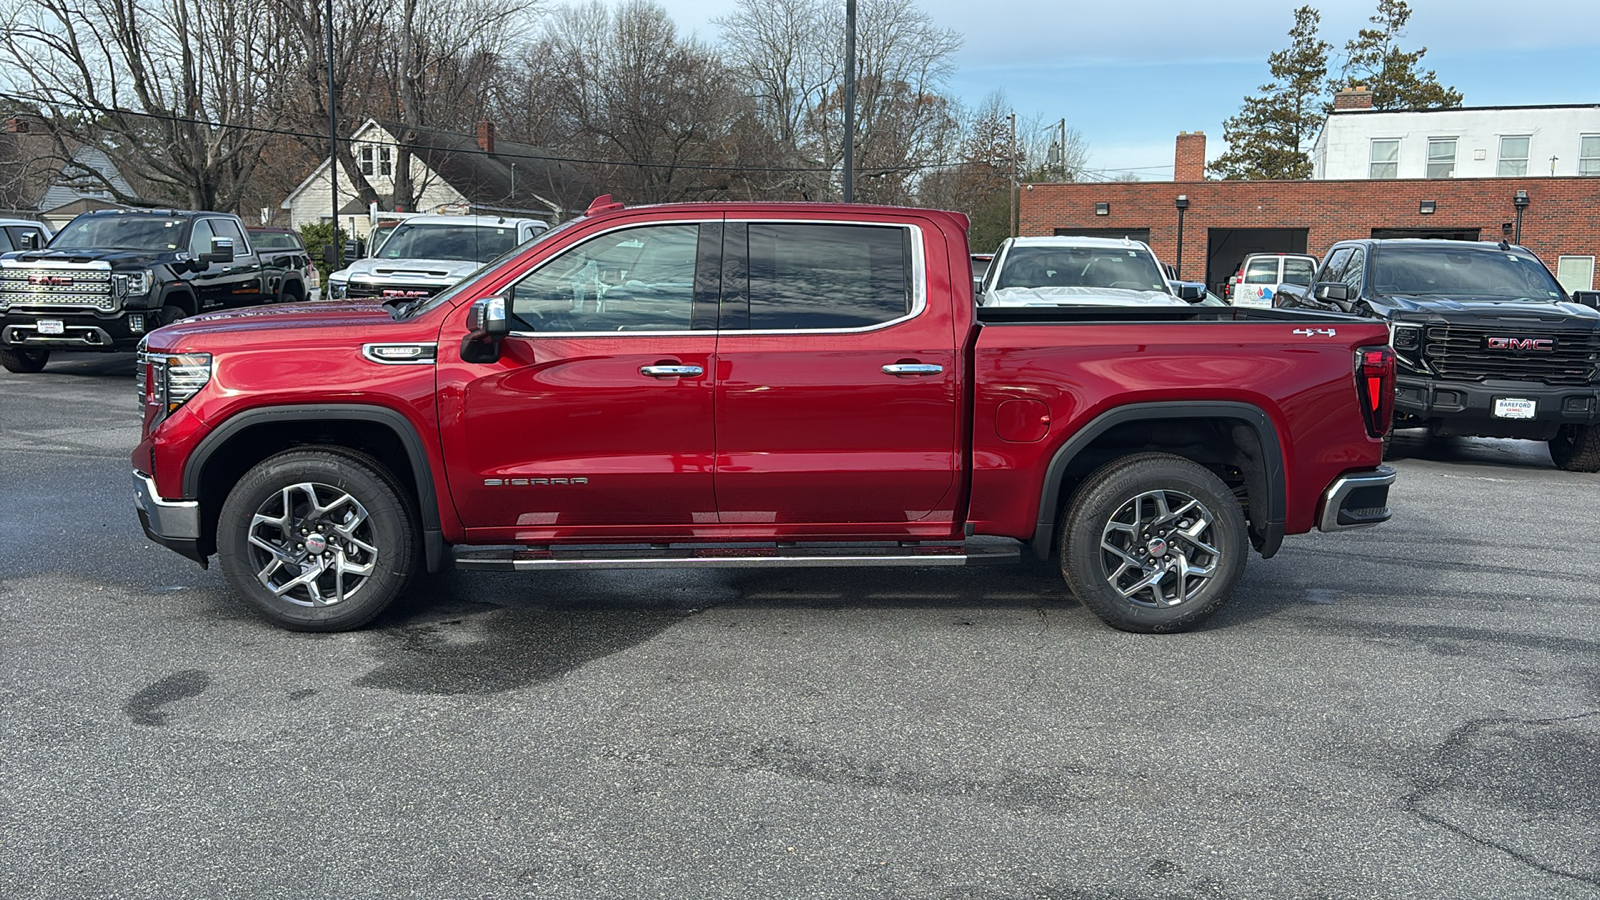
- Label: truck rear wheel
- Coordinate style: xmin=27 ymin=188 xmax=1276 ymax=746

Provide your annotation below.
xmin=1060 ymin=453 xmax=1247 ymax=633
xmin=0 ymin=347 xmax=49 ymax=373
xmin=216 ymin=448 xmax=418 ymax=631
xmin=1549 ymin=425 xmax=1600 ymax=473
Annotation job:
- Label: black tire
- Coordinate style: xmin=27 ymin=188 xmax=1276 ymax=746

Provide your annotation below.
xmin=0 ymin=347 xmax=50 ymax=373
xmin=216 ymin=447 xmax=418 ymax=631
xmin=153 ymin=305 xmax=186 ymax=330
xmin=1549 ymin=424 xmax=1600 ymax=473
xmin=1059 ymin=453 xmax=1247 ymax=633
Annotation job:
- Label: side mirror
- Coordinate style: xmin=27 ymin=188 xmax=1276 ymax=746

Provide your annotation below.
xmin=202 ymin=237 xmax=235 ymax=266
xmin=1571 ymin=290 xmax=1600 ymax=309
xmin=344 ymin=239 xmax=366 ymax=261
xmin=461 ymin=296 xmax=509 ymax=363
xmin=1314 ymin=281 xmax=1351 ymax=303
xmin=19 ymin=231 xmax=39 ymax=250
xmin=1173 ymin=281 xmax=1206 ymax=302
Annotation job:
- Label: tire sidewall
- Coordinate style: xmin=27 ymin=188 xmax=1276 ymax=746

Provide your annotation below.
xmin=217 ymin=449 xmax=416 ymax=631
xmin=1061 ymin=454 xmax=1247 ymax=633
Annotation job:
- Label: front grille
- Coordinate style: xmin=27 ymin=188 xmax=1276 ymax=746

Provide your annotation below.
xmin=1423 ymin=323 xmax=1600 ymax=386
xmin=0 ymin=264 xmax=117 ymax=311
xmin=345 ymin=282 xmax=442 ymax=300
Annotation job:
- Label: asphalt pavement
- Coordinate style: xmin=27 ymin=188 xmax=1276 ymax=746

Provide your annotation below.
xmin=2 ymin=353 xmax=1597 ymax=899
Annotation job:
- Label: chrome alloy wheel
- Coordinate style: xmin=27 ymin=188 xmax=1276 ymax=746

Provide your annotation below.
xmin=246 ymin=482 xmax=378 ymax=607
xmin=1098 ymin=488 xmax=1220 ymax=608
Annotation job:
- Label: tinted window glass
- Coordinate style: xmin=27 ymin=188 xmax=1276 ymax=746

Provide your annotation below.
xmin=748 ymin=224 xmax=909 ymax=329
xmin=1341 ymin=248 xmax=1366 ymax=291
xmin=0 ymin=229 xmax=11 ymax=252
xmin=1282 ymin=259 xmax=1315 ymax=285
xmin=380 ymin=223 xmax=523 ymax=263
xmin=251 ymin=231 xmax=301 ymax=251
xmin=188 ymin=219 xmax=216 ymax=256
xmin=510 ymin=224 xmax=699 ymax=332
xmin=1371 ymin=246 xmax=1566 ymax=300
xmin=210 ymin=217 xmax=246 ymax=252
xmin=1243 ymin=259 xmax=1279 ymax=284
xmin=52 ymin=216 xmax=187 ymax=251
xmin=997 ymin=245 xmax=1167 ymax=292
xmin=1319 ymin=247 xmax=1353 ymax=284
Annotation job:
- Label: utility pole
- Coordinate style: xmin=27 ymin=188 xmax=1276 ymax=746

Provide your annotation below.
xmin=842 ymin=0 xmax=856 ymax=202
xmin=1008 ymin=112 xmax=1017 ymax=237
xmin=1058 ymin=118 xmax=1067 ymax=179
xmin=325 ymin=0 xmax=341 ymax=269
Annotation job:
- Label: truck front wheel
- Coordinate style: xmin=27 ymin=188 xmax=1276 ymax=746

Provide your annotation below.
xmin=0 ymin=347 xmax=50 ymax=373
xmin=1549 ymin=424 xmax=1600 ymax=473
xmin=216 ymin=448 xmax=418 ymax=631
xmin=1060 ymin=453 xmax=1247 ymax=633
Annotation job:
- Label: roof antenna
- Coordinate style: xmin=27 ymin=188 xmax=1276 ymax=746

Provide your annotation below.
xmin=1498 ymin=239 xmax=1511 ymax=250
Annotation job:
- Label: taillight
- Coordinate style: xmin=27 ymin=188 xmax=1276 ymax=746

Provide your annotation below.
xmin=1356 ymin=344 xmax=1395 ymax=438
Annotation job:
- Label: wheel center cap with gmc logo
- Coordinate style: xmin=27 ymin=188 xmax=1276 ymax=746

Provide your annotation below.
xmin=1147 ymin=537 xmax=1169 ymax=558
xmin=304 ymin=534 xmax=328 ymax=554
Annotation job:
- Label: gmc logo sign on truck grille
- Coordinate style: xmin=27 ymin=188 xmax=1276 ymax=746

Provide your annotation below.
xmin=381 ymin=289 xmax=430 ymax=298
xmin=1485 ymin=336 xmax=1554 ymax=352
xmin=28 ymin=275 xmax=73 ymax=286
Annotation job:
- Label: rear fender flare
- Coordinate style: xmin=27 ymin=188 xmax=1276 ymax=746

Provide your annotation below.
xmin=1030 ymin=401 xmax=1286 ymax=560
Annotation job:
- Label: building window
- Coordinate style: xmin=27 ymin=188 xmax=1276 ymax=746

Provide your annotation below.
xmin=1581 ymin=135 xmax=1600 ymax=176
xmin=1369 ymin=139 xmax=1399 ymax=179
xmin=1426 ymin=138 xmax=1456 ymax=179
xmin=379 ymin=147 xmax=392 ymax=177
xmin=1497 ymin=135 xmax=1530 ymax=177
xmin=1557 ymin=256 xmax=1595 ymax=293
xmin=358 ymin=145 xmax=393 ymax=177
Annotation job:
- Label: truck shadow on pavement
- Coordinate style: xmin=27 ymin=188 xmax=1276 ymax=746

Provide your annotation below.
xmin=1384 ymin=427 xmax=1556 ymax=470
xmin=353 ymin=565 xmax=1080 ymax=696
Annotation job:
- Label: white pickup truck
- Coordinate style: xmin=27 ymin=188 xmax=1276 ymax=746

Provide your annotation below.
xmin=979 ymin=235 xmax=1208 ymax=307
xmin=327 ymin=214 xmax=547 ymax=302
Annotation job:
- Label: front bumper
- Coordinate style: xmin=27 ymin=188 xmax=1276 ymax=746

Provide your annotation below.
xmin=1318 ymin=465 xmax=1396 ymax=532
xmin=133 ymin=470 xmax=207 ymax=566
xmin=1395 ymin=374 xmax=1600 ymax=439
xmin=3 ymin=309 xmax=152 ymax=351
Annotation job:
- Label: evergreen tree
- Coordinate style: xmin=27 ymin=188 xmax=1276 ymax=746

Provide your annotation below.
xmin=1341 ymin=0 xmax=1461 ymax=109
xmin=1209 ymin=6 xmax=1332 ymax=180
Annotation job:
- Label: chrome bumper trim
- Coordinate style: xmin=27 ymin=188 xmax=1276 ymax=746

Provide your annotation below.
xmin=1318 ymin=465 xmax=1396 ymax=532
xmin=133 ymin=470 xmax=200 ymax=540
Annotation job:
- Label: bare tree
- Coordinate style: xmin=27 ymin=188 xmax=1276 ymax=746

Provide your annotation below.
xmin=0 ymin=0 xmax=295 ymax=211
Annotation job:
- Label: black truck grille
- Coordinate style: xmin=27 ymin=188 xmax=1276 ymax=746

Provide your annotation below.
xmin=346 ymin=283 xmax=441 ymax=300
xmin=1423 ymin=324 xmax=1600 ymax=385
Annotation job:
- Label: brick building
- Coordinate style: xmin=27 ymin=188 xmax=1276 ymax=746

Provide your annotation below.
xmin=1018 ymin=130 xmax=1600 ymax=296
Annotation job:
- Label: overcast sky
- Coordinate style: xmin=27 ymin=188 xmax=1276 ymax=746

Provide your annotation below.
xmin=653 ymin=0 xmax=1600 ymax=179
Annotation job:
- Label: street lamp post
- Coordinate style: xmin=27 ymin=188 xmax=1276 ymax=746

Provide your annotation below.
xmin=1513 ymin=190 xmax=1529 ymax=245
xmin=1174 ymin=195 xmax=1189 ymax=278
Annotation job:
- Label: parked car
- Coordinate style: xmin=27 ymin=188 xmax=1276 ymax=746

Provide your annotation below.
xmin=326 ymin=214 xmax=547 ymax=302
xmin=133 ymin=196 xmax=1396 ymax=635
xmin=970 ymin=252 xmax=994 ymax=296
xmin=247 ymin=227 xmax=318 ymax=302
xmin=1281 ymin=238 xmax=1600 ymax=470
xmin=0 ymin=218 xmax=51 ymax=254
xmin=0 ymin=209 xmax=268 ymax=373
xmin=979 ymin=236 xmax=1207 ymax=307
xmin=1228 ymin=253 xmax=1318 ymax=308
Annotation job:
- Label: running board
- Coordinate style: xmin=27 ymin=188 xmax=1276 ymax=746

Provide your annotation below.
xmin=451 ymin=540 xmax=1022 ymax=572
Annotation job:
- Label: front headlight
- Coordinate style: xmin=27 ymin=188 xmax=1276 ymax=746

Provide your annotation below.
xmin=115 ymin=269 xmax=154 ymax=297
xmin=138 ymin=343 xmax=212 ymax=423
xmin=329 ymin=278 xmax=348 ymax=300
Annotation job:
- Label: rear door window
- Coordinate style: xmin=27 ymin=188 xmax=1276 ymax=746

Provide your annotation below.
xmin=745 ymin=223 xmax=911 ymax=330
xmin=1243 ymin=259 xmax=1280 ymax=284
xmin=1282 ymin=258 xmax=1315 ymax=286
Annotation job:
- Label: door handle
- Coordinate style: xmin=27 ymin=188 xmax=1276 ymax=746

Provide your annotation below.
xmin=640 ymin=364 xmax=704 ymax=378
xmin=882 ymin=363 xmax=943 ymax=376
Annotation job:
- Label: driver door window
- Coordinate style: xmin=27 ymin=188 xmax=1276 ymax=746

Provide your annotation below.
xmin=509 ymin=224 xmax=700 ymax=332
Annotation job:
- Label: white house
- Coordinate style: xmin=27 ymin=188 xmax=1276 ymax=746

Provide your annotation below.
xmin=1311 ymin=88 xmax=1600 ymax=181
xmin=281 ymin=119 xmax=589 ymax=237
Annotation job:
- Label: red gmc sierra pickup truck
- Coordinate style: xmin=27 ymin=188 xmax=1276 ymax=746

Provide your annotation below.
xmin=133 ymin=198 xmax=1397 ymax=634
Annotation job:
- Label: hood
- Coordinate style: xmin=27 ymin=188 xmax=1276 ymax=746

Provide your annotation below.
xmin=339 ymin=256 xmax=480 ymax=284
xmin=149 ymin=300 xmax=396 ymax=346
xmin=1376 ymin=293 xmax=1600 ymax=321
xmin=984 ymin=286 xmax=1188 ymax=308
xmin=1 ymin=247 xmax=178 ymax=268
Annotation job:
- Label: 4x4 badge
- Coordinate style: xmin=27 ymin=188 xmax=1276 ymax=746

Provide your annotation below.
xmin=1292 ymin=328 xmax=1337 ymax=337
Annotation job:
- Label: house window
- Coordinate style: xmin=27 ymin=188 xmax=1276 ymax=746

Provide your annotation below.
xmin=1369 ymin=139 xmax=1399 ymax=179
xmin=1557 ymin=256 xmax=1595 ymax=293
xmin=359 ymin=145 xmax=393 ymax=177
xmin=1426 ymin=138 xmax=1457 ymax=179
xmin=1581 ymin=135 xmax=1600 ymax=176
xmin=1497 ymin=136 xmax=1530 ymax=177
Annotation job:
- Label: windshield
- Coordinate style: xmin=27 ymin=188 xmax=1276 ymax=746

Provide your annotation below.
xmin=1372 ymin=245 xmax=1566 ymax=301
xmin=996 ymin=245 xmax=1169 ymax=293
xmin=397 ymin=218 xmax=580 ymax=319
xmin=377 ymin=222 xmax=526 ymax=263
xmin=50 ymin=216 xmax=189 ymax=252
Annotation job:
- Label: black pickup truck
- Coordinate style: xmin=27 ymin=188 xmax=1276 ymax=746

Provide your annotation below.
xmin=0 ymin=209 xmax=270 ymax=373
xmin=1285 ymin=239 xmax=1600 ymax=471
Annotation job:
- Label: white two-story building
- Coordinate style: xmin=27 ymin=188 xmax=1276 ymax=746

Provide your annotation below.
xmin=1311 ymin=88 xmax=1600 ymax=181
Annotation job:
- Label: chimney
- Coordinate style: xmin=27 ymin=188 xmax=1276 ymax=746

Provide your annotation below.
xmin=6 ymin=116 xmax=30 ymax=134
xmin=476 ymin=120 xmax=495 ymax=154
xmin=1334 ymin=85 xmax=1374 ymax=110
xmin=1175 ymin=131 xmax=1206 ymax=181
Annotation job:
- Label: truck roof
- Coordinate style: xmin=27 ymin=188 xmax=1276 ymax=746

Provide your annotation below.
xmin=1006 ymin=235 xmax=1153 ymax=249
xmin=394 ymin=213 xmax=548 ymax=228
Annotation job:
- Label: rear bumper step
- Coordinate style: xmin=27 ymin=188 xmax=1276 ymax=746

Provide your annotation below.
xmin=451 ymin=540 xmax=1023 ymax=571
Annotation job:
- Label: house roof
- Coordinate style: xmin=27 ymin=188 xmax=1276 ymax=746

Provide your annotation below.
xmin=373 ymin=119 xmax=593 ymax=218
